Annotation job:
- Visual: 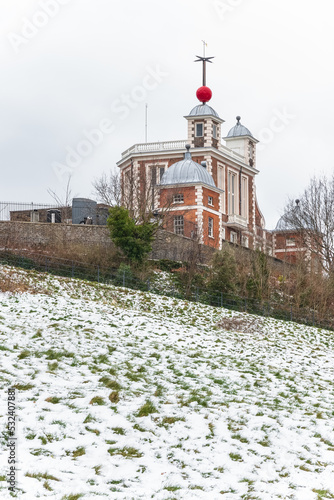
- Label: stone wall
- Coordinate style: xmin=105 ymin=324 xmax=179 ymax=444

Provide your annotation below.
xmin=0 ymin=221 xmax=215 ymax=264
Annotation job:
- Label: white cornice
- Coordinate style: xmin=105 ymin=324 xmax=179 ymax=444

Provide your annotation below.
xmin=117 ymin=144 xmax=259 ymax=175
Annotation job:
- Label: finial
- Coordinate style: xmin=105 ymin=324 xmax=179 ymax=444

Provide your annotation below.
xmin=236 ymin=116 xmax=241 ymax=124
xmin=185 ymin=144 xmax=191 ymax=159
xmin=295 ymin=199 xmax=300 ymax=206
xmin=186 ymin=144 xmax=191 ymax=151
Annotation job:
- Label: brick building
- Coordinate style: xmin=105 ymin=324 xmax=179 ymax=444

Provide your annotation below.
xmin=117 ymin=60 xmax=273 ymax=254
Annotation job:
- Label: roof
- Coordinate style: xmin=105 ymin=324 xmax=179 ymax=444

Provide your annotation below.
xmin=275 ymin=200 xmax=314 ymax=231
xmin=160 ymin=145 xmax=216 ymax=188
xmin=187 ymin=104 xmax=220 ymax=119
xmin=226 ymin=116 xmax=254 ymax=138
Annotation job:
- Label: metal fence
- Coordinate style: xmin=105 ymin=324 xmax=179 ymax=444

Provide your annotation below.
xmin=0 ymin=249 xmax=333 ymax=332
xmin=0 ymin=202 xmax=58 ymax=222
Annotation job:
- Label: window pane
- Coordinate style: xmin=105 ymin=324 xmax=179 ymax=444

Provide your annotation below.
xmin=196 ymin=123 xmax=203 ymax=137
xmin=174 ymin=215 xmax=184 ymax=235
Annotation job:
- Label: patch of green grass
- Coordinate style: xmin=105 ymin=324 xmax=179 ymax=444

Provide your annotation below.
xmin=83 ymin=414 xmax=96 ymax=424
xmin=61 ymin=495 xmax=84 ymax=500
xmin=89 ymin=396 xmax=105 ymax=406
xmin=93 ymin=465 xmax=102 ymax=475
xmin=164 ymin=485 xmax=181 ymax=492
xmin=112 ymin=427 xmax=126 ymax=435
xmin=125 ymin=371 xmax=143 ymax=382
xmin=25 ymin=472 xmax=60 ymax=481
xmin=44 ymin=349 xmax=75 ymax=360
xmin=32 ymin=330 xmax=43 ymax=339
xmin=85 ymin=426 xmax=100 ymax=436
xmin=45 ymin=397 xmax=61 ymax=404
xmin=133 ymin=423 xmax=147 ymax=432
xmin=108 ymin=446 xmax=143 ymax=458
xmin=48 ymin=361 xmax=58 ymax=371
xmin=72 ymin=447 xmax=85 ymax=458
xmin=13 ymin=383 xmax=34 ymax=391
xmin=231 ymin=434 xmax=249 ymax=444
xmin=18 ymin=349 xmax=31 ymax=360
xmin=26 ymin=433 xmax=36 ymax=440
xmin=159 ymin=416 xmax=185 ymax=427
xmin=154 ymin=385 xmax=164 ymax=397
xmin=51 ymin=420 xmax=66 ymax=428
xmin=99 ymin=377 xmax=121 ymax=390
xmin=229 ymin=452 xmax=243 ymax=462
xmin=312 ymin=489 xmax=334 ymax=499
xmin=109 ymin=391 xmax=120 ymax=403
xmin=93 ymin=354 xmax=109 ymax=364
xmin=136 ymin=400 xmax=158 ymax=417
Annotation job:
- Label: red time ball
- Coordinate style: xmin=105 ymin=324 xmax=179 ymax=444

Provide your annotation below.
xmin=196 ymin=86 xmax=212 ymax=104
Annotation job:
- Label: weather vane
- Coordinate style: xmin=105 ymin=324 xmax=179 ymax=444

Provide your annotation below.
xmin=194 ymin=41 xmax=214 ymax=104
xmin=194 ymin=41 xmax=214 ymax=86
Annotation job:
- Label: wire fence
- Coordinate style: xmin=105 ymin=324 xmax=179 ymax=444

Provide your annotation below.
xmin=0 ymin=249 xmax=333 ymax=331
xmin=0 ymin=202 xmax=59 ymax=222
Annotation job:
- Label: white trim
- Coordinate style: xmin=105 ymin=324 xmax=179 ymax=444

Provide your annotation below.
xmin=241 ymin=175 xmax=249 ymax=222
xmin=227 ymin=168 xmax=239 ymax=216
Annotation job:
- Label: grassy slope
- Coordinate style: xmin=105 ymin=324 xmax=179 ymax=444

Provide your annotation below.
xmin=0 ymin=265 xmax=334 ymax=500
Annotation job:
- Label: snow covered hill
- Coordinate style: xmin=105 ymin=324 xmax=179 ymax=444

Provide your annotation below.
xmin=0 ymin=265 xmax=334 ymax=500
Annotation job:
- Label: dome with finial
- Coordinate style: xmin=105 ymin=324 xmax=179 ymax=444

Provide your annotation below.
xmin=187 ymin=103 xmax=220 ymax=119
xmin=275 ymin=200 xmax=313 ymax=231
xmin=160 ymin=145 xmax=216 ymax=187
xmin=226 ymin=116 xmax=254 ymax=138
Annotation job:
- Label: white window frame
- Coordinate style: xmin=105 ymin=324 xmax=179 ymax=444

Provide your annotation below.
xmin=173 ymin=193 xmax=184 ymax=204
xmin=174 ymin=215 xmax=184 ymax=235
xmin=195 ymin=122 xmax=204 ymax=137
xmin=241 ymin=175 xmax=248 ymax=219
xmin=286 ymin=237 xmax=296 ymax=247
xmin=208 ymin=217 xmax=214 ymax=238
xmin=228 ymin=170 xmax=238 ymax=215
xmin=213 ymin=123 xmax=217 ymax=139
xmin=242 ymin=235 xmax=249 ymax=248
xmin=249 ymin=141 xmax=254 ymax=161
xmin=146 ymin=162 xmax=168 ymax=185
xmin=230 ymin=231 xmax=237 ymax=244
xmin=208 ymin=196 xmax=213 ymax=206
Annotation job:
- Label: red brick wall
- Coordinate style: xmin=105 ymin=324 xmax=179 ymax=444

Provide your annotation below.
xmin=159 ymin=186 xmax=196 ymax=208
xmin=202 ymin=187 xmax=219 ymax=211
xmin=202 ymin=211 xmax=220 ymax=248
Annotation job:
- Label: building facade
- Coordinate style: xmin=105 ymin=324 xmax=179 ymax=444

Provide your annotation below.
xmin=117 ymin=74 xmax=273 ymax=255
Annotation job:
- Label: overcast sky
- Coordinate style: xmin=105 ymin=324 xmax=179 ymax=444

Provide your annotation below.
xmin=1 ymin=0 xmax=333 ymax=228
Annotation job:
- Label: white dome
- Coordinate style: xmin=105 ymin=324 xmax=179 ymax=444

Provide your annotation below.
xmin=160 ymin=146 xmax=216 ymax=188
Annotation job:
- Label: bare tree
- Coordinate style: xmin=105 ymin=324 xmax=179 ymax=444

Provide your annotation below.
xmin=92 ymin=170 xmax=121 ymax=207
xmin=47 ymin=174 xmax=74 ymax=221
xmin=94 ymin=162 xmax=177 ymax=226
xmin=282 ymin=173 xmax=334 ymax=273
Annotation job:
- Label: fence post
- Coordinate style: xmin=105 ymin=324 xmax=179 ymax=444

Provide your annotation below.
xmin=72 ymin=261 xmax=74 ymax=278
xmin=97 ymin=265 xmax=100 ymax=283
xmin=45 ymin=257 xmax=48 ymax=273
xmin=147 ymin=279 xmax=150 ymax=291
xmin=221 ymin=292 xmax=223 ymax=308
xmin=196 ymin=287 xmax=199 ymax=302
xmin=290 ymin=305 xmax=293 ymax=322
xmin=123 ymin=270 xmax=125 ymax=287
xmin=245 ymin=298 xmax=247 ymax=313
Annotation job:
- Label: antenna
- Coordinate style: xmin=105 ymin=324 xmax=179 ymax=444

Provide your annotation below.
xmin=145 ymin=103 xmax=148 ymax=143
